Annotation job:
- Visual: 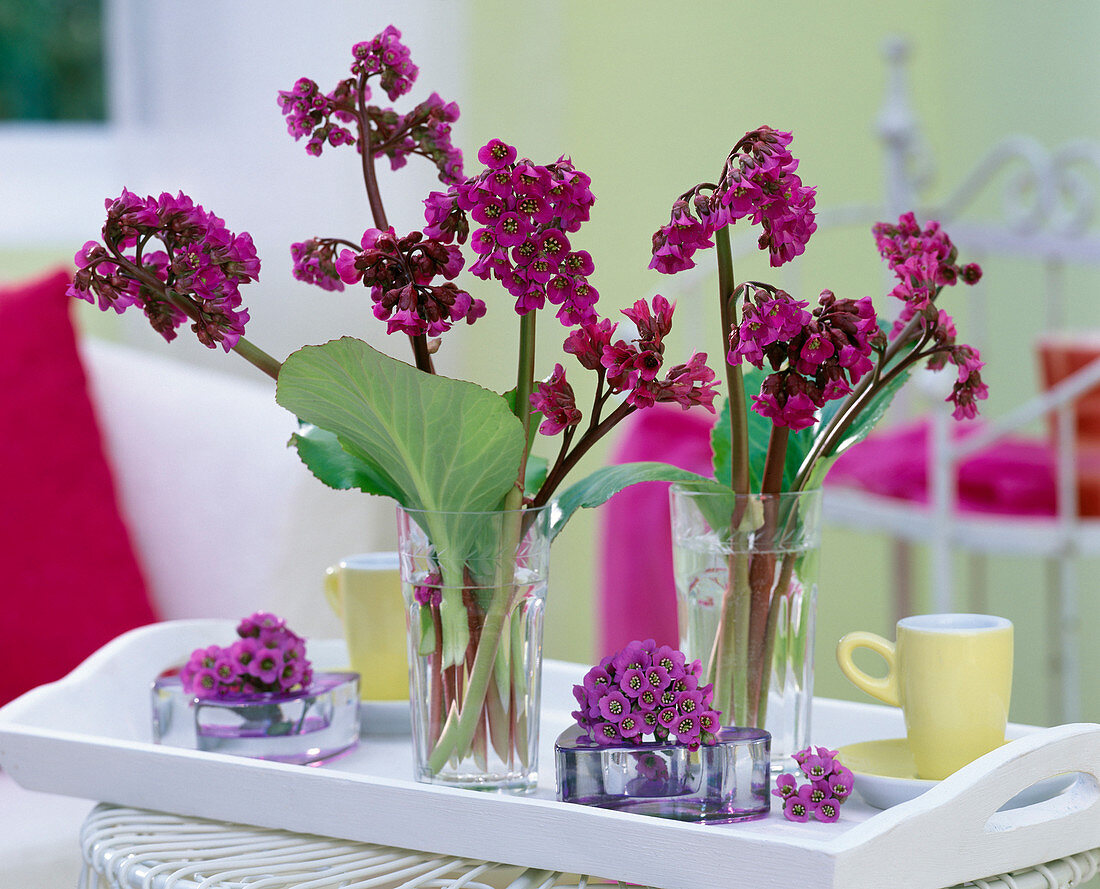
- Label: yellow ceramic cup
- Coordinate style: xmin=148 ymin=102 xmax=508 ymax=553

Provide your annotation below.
xmin=324 ymin=553 xmax=409 ymax=701
xmin=836 ymin=613 xmax=1013 ymax=780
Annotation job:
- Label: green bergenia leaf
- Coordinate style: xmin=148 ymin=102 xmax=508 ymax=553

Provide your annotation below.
xmin=277 ymin=337 xmax=529 ymax=670
xmin=289 ymin=423 xmax=404 ymax=500
xmin=711 ymin=368 xmax=817 ymax=492
xmin=548 ymin=462 xmax=721 ymax=540
xmin=276 ymin=337 xmax=526 ymax=514
xmin=504 ymin=387 xmax=543 ymax=454
xmin=524 ymin=454 xmax=548 ymax=497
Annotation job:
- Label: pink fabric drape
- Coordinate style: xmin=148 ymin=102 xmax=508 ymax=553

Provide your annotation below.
xmin=598 ymin=409 xmax=1090 ymax=654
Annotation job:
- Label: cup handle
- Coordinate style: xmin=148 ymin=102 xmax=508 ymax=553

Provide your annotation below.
xmin=836 ymin=631 xmax=900 ymax=707
xmin=323 ymin=566 xmax=343 ymax=620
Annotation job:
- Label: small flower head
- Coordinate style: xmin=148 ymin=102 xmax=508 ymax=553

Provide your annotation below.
xmin=180 ymin=613 xmax=313 ymax=698
xmin=650 ymin=126 xmax=817 ymax=274
xmin=571 ymin=641 xmax=721 ymax=746
xmin=69 ymin=190 xmax=258 ymax=352
xmin=337 ymin=227 xmax=484 ymax=338
xmin=530 ymin=364 xmax=582 ymax=435
xmin=424 ymin=146 xmax=598 ymax=324
xmin=780 ymin=746 xmax=855 ymax=823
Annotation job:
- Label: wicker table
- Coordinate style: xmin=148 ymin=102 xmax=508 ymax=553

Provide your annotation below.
xmin=80 ymin=804 xmax=1100 ymax=889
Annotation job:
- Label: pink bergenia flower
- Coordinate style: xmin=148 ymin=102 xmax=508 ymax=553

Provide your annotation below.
xmin=351 ymin=25 xmax=418 ymax=100
xmin=634 ymin=353 xmax=719 ymax=413
xmin=291 ymin=239 xmax=345 ymax=292
xmin=423 ymin=142 xmax=597 ymax=325
xmin=478 ymin=138 xmax=517 ymax=170
xmin=564 ymin=318 xmax=617 ymax=371
xmin=650 ymin=126 xmax=817 ymax=274
xmin=180 ymin=613 xmax=314 ymax=698
xmin=570 ymin=640 xmax=722 ymax=751
xmin=780 ymin=745 xmax=856 ymax=824
xmin=772 ymin=772 xmax=799 ymax=800
xmin=784 ymin=784 xmax=817 ymax=822
xmin=336 ymin=227 xmax=484 ymax=338
xmin=530 ymin=364 xmax=582 ymax=435
xmin=279 ymin=28 xmax=463 ymax=186
xmin=731 ymin=287 xmax=880 ymax=430
xmin=69 ymin=190 xmax=258 ymax=352
xmin=872 ymin=213 xmax=987 ymax=419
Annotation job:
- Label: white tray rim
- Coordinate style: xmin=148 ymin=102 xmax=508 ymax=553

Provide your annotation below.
xmin=2 ymin=620 xmax=1100 ymax=889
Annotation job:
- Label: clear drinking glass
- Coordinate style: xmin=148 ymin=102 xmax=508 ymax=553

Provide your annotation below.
xmin=670 ymin=486 xmax=822 ymax=768
xmin=397 ymin=504 xmax=550 ymax=792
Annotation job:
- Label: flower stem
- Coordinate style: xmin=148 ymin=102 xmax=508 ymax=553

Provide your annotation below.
xmin=356 ymin=73 xmax=389 ymax=231
xmin=427 ymin=599 xmax=505 ymax=772
xmin=230 ymin=336 xmax=282 ymax=381
xmin=355 ymin=71 xmax=434 ymax=374
xmin=755 ymin=551 xmax=796 ymax=729
xmin=529 ymin=400 xmax=635 ymax=510
xmin=745 ymin=425 xmax=789 ymax=725
xmin=716 ymin=225 xmax=749 ymax=498
xmin=514 ymin=312 xmax=537 ymax=475
xmin=793 ymin=317 xmax=934 ymax=490
xmin=164 ymin=290 xmax=281 ymax=380
xmin=709 ymin=224 xmax=755 ymax=724
xmin=103 ymin=247 xmax=284 ymax=381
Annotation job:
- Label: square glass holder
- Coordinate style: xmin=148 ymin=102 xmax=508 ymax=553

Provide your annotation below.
xmin=555 ymin=724 xmax=771 ymax=823
xmin=152 ymin=671 xmax=361 ymax=765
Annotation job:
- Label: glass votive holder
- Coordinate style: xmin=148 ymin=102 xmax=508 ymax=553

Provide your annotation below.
xmin=152 ymin=672 xmax=361 ymax=765
xmin=555 ymin=724 xmax=771 ymax=823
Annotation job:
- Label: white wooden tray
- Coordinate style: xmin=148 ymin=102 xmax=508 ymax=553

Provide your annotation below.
xmin=1 ymin=620 xmax=1099 ymax=889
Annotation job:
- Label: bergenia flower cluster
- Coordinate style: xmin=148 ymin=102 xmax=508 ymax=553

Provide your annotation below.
xmin=179 ymin=612 xmax=313 ymax=700
xmin=873 ymin=212 xmax=987 ymax=419
xmin=572 ymin=640 xmax=722 ymax=751
xmin=531 ymin=296 xmax=719 ymax=438
xmin=650 ymin=126 xmax=817 ymax=274
xmin=644 ymin=125 xmax=989 ymax=743
xmin=773 ymin=746 xmax=855 ymax=823
xmin=276 ymin=26 xmax=462 ymax=183
xmin=335 ymin=227 xmax=484 ymax=337
xmin=69 ymin=190 xmax=259 ymax=351
xmin=424 ymin=139 xmax=598 ymax=326
xmin=729 ymin=286 xmax=882 ymax=430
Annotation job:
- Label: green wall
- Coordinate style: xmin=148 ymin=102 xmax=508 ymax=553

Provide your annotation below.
xmin=459 ymin=0 xmax=1100 ymax=728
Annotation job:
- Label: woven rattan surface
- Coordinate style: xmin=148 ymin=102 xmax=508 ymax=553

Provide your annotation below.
xmin=79 ymin=804 xmax=1100 ymax=889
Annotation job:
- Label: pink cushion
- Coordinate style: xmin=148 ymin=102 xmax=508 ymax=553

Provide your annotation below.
xmin=826 ymin=420 xmax=1092 ymax=517
xmin=0 ymin=269 xmax=156 ymax=706
xmin=597 ymin=409 xmax=1087 ymax=654
xmin=598 ymin=405 xmax=714 ymax=653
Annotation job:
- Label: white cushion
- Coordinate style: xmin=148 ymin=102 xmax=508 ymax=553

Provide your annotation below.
xmin=79 ymin=339 xmax=397 ymax=640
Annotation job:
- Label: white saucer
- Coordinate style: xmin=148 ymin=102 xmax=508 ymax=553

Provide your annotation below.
xmin=839 ymin=737 xmax=1075 ymax=810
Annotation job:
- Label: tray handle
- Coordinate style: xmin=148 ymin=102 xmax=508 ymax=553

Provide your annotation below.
xmin=835 ymin=724 xmax=1100 ymax=886
xmin=979 ymin=725 xmax=1100 ymax=833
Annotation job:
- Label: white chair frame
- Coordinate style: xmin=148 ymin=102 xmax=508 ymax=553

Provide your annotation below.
xmin=821 ymin=37 xmax=1100 ymax=726
xmin=659 ymin=37 xmax=1100 ymax=725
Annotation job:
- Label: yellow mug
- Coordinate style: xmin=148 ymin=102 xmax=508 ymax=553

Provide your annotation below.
xmin=836 ymin=613 xmax=1013 ymax=780
xmin=324 ymin=553 xmax=409 ymax=701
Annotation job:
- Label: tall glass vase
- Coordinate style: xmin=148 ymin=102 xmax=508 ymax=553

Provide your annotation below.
xmin=397 ymin=504 xmax=550 ymax=792
xmin=669 ymin=486 xmax=822 ymax=768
